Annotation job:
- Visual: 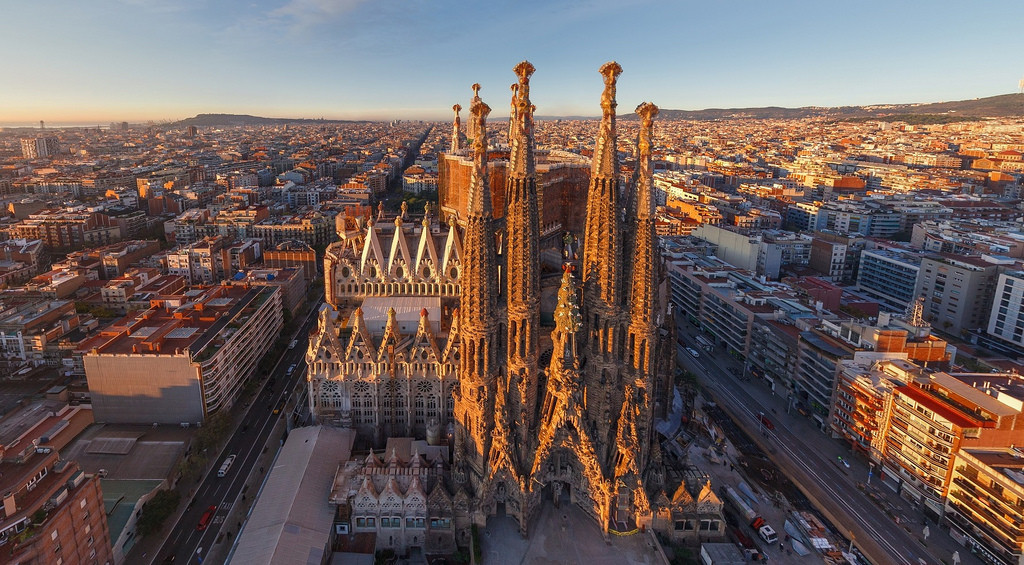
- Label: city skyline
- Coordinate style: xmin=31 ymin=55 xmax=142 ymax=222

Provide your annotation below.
xmin=4 ymin=0 xmax=1024 ymax=124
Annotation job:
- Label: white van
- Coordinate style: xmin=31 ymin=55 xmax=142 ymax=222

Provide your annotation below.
xmin=218 ymin=454 xmax=237 ymax=477
xmin=758 ymin=524 xmax=778 ymax=544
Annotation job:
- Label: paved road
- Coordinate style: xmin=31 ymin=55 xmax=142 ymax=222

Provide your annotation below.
xmin=153 ymin=297 xmax=323 ymax=565
xmin=676 ymin=324 xmax=977 ymax=565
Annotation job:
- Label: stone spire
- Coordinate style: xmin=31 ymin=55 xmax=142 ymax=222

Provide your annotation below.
xmin=504 ymin=61 xmax=542 ymax=458
xmin=467 ymin=83 xmax=482 ymax=141
xmin=591 ymin=61 xmax=622 ymax=178
xmin=579 ymin=61 xmax=627 ymax=476
xmin=507 ymin=83 xmax=519 ymax=143
xmin=450 ymin=104 xmax=463 ymax=153
xmin=453 ymin=94 xmax=500 ymax=487
xmin=581 ymin=61 xmax=625 ymax=345
xmin=627 ymin=102 xmax=660 ymax=376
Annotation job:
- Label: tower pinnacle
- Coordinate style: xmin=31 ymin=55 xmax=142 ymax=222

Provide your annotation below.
xmin=467 ymin=98 xmax=492 ymax=218
xmin=451 ymin=104 xmax=463 ymax=153
xmin=592 ymin=61 xmax=622 ymax=178
xmin=468 ymin=83 xmax=483 ymax=141
xmin=508 ymin=83 xmax=519 ymax=143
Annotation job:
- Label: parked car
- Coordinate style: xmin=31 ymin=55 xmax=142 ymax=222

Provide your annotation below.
xmin=757 ymin=413 xmax=775 ymax=431
xmin=686 ymin=347 xmax=700 ymax=358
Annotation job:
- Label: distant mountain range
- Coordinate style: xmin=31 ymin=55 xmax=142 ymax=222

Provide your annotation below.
xmin=610 ymin=93 xmax=1024 ymax=122
xmin=171 ymin=93 xmax=1024 ymax=126
xmin=171 ymin=113 xmax=366 ymax=127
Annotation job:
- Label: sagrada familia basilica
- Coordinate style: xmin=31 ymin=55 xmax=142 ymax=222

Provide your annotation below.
xmin=308 ymin=61 xmax=703 ymax=551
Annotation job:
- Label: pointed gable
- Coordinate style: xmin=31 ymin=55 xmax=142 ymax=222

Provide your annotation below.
xmin=695 ymin=480 xmax=721 ymax=513
xmin=440 ymin=222 xmax=462 ymax=279
xmin=307 ymin=304 xmax=345 ymax=368
xmin=378 ymin=307 xmax=403 ymax=361
xmin=380 ymin=476 xmax=404 ymax=511
xmin=360 ymin=218 xmax=387 ymax=279
xmin=441 ymin=308 xmax=461 ymax=364
xmin=427 ymin=481 xmax=453 ymax=515
xmin=409 ymin=308 xmax=442 ymax=363
xmin=386 ymin=217 xmax=415 ymax=280
xmin=414 ymin=217 xmax=441 ymax=279
xmin=346 ymin=307 xmax=377 ymax=362
xmin=354 ymin=475 xmax=379 ymax=512
xmin=670 ymin=481 xmax=695 ymax=510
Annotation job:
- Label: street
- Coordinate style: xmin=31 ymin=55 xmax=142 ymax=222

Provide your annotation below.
xmin=150 ymin=296 xmax=323 ymax=565
xmin=676 ymin=322 xmax=979 ymax=565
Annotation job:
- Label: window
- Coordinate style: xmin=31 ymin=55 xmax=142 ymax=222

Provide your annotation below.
xmin=356 ymin=517 xmax=366 ymax=528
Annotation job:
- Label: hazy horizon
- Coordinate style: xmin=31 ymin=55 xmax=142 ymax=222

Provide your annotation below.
xmin=4 ymin=0 xmax=1024 ymax=124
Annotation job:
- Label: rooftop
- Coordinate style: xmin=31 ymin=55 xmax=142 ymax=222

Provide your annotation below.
xmin=78 ymin=284 xmax=266 ymax=358
xmin=231 ymin=426 xmax=356 ymax=565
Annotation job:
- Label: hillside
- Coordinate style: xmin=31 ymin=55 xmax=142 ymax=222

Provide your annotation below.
xmin=624 ymin=93 xmax=1024 ymax=121
xmin=173 ymin=94 xmax=1024 ymax=126
xmin=171 ymin=114 xmax=363 ymax=127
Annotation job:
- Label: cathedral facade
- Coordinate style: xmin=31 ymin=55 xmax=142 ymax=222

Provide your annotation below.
xmin=309 ymin=61 xmax=673 ymax=542
xmin=450 ymin=61 xmax=671 ymax=535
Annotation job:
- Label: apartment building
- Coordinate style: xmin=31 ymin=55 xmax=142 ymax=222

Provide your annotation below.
xmin=856 ymin=248 xmax=923 ymax=313
xmin=831 ymin=356 xmax=918 ymax=460
xmin=886 ymin=373 xmax=1024 ymax=520
xmin=913 ymin=254 xmax=1003 ymax=334
xmin=11 ymin=210 xmax=122 ymax=250
xmin=166 ymin=236 xmax=261 ymax=284
xmin=808 ymin=231 xmax=865 ymax=283
xmin=0 ymin=402 xmax=112 ymax=564
xmin=81 ymin=284 xmax=282 ymax=424
xmin=263 ymin=240 xmax=317 ymax=283
xmin=250 ymin=211 xmax=335 ymax=249
xmin=986 ymin=271 xmax=1024 ymax=353
xmin=0 ymin=298 xmax=82 ymax=367
xmin=946 ymin=447 xmax=1024 ymax=565
xmin=20 ymin=137 xmax=61 ymax=159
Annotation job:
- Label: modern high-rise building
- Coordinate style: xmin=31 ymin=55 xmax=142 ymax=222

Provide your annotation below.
xmin=20 ymin=136 xmax=60 ymax=159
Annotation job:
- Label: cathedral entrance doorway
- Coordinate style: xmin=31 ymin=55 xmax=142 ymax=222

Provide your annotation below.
xmin=496 ymin=501 xmax=507 ymax=517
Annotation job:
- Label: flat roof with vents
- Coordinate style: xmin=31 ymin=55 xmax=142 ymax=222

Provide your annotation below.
xmin=87 ymin=437 xmax=138 ymax=455
xmin=132 ymin=326 xmax=160 ymax=338
xmin=208 ymin=298 xmax=233 ymax=307
xmin=166 ymin=327 xmax=200 ymax=339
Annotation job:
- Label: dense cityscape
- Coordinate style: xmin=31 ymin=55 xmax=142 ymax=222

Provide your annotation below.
xmin=5 ymin=41 xmax=1024 ymax=565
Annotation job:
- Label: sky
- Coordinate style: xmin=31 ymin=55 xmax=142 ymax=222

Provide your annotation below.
xmin=2 ymin=0 xmax=1024 ymax=124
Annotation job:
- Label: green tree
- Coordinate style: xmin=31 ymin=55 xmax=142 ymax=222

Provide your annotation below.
xmin=137 ymin=489 xmax=181 ymax=536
